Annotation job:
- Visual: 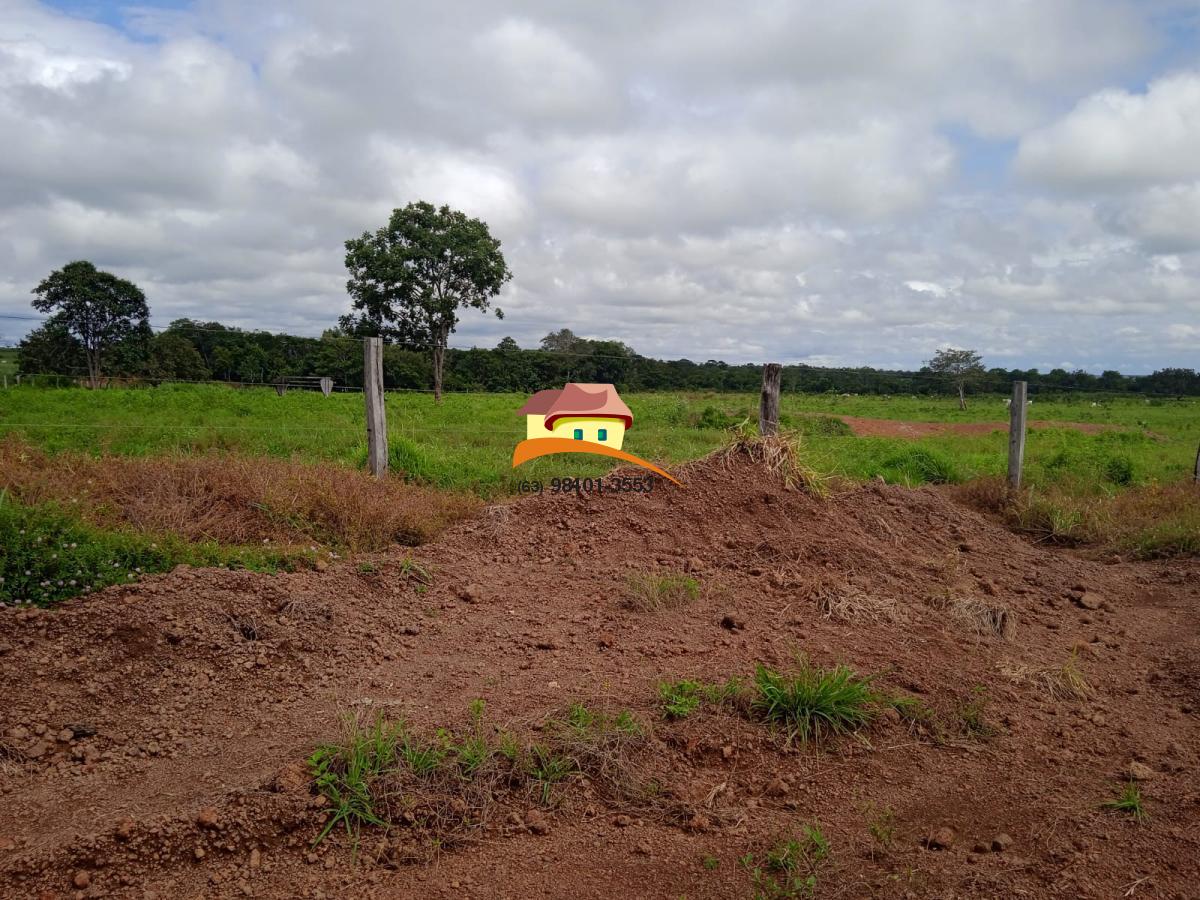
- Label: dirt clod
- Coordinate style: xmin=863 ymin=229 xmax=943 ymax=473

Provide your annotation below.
xmin=927 ymin=828 xmax=956 ymax=850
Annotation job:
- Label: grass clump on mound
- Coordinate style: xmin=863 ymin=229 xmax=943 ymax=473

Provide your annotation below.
xmin=626 ymin=571 xmax=701 ymax=611
xmin=714 ymin=427 xmax=830 ymax=495
xmin=751 ymin=660 xmax=878 ymax=744
xmin=307 ymin=700 xmax=652 ymax=850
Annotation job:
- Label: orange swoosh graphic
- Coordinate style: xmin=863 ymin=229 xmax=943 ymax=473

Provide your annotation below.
xmin=511 ymin=438 xmax=683 ymax=486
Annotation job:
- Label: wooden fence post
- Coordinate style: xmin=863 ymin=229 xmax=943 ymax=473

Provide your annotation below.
xmin=759 ymin=363 xmax=782 ymax=436
xmin=274 ymin=383 xmax=287 ymax=397
xmin=1194 ymin=441 xmax=1199 ymax=484
xmin=364 ymin=337 xmax=388 ymax=478
xmin=319 ymin=377 xmax=333 ymax=398
xmin=1007 ymin=381 xmax=1028 ymax=488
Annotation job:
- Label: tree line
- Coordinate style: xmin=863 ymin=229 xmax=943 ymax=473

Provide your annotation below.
xmin=17 ymin=317 xmax=1200 ymax=397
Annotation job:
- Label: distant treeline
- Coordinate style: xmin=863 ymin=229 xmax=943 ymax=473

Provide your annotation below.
xmin=16 ymin=318 xmax=1200 ymax=397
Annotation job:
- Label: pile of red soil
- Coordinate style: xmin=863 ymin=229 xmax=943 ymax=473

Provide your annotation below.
xmin=1 ymin=449 xmax=1197 ymax=898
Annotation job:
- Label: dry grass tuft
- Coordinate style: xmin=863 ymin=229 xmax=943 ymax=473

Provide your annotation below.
xmin=710 ymin=429 xmax=829 ymax=496
xmin=1004 ymin=650 xmax=1092 ymax=701
xmin=959 ymin=476 xmax=1199 ymax=558
xmin=929 ymin=594 xmax=1016 ymax=641
xmin=815 ymin=584 xmax=904 ymax=623
xmin=0 ymin=436 xmax=480 ymax=552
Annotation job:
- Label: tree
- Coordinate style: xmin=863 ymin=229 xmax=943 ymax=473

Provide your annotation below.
xmin=496 ymin=336 xmax=520 ymax=352
xmin=540 ymin=328 xmax=582 ymax=353
xmin=31 ymin=260 xmax=149 ymax=388
xmin=342 ymin=201 xmax=511 ymax=402
xmin=147 ymin=332 xmax=211 ymax=381
xmin=925 ymin=347 xmax=984 ymax=409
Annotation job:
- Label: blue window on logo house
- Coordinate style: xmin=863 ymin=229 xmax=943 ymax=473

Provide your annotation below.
xmin=598 ymin=428 xmax=608 ymax=441
xmin=573 ymin=428 xmax=583 ymax=440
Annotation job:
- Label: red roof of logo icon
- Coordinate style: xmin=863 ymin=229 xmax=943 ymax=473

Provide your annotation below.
xmin=517 ymin=383 xmax=633 ymax=429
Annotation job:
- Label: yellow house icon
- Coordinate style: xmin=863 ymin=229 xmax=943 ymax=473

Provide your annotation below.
xmin=517 ymin=383 xmax=632 ymax=450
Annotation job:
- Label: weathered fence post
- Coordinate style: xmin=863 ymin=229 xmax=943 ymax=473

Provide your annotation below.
xmin=319 ymin=377 xmax=333 ymax=398
xmin=274 ymin=383 xmax=287 ymax=397
xmin=364 ymin=337 xmax=388 ymax=478
xmin=1194 ymin=441 xmax=1199 ymax=484
xmin=1007 ymin=381 xmax=1028 ymax=488
xmin=759 ymin=363 xmax=782 ymax=436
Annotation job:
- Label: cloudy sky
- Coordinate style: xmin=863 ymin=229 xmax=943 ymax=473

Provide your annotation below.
xmin=1 ymin=0 xmax=1199 ymax=371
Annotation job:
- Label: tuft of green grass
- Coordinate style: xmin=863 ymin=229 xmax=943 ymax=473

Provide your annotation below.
xmin=751 ymin=659 xmax=877 ymax=744
xmin=308 ymin=713 xmax=403 ymax=844
xmin=955 ymin=686 xmax=995 ymax=739
xmin=528 ymin=743 xmax=577 ymax=805
xmin=625 ymin=571 xmax=701 ymax=611
xmin=1101 ymin=781 xmax=1148 ymax=823
xmin=877 ymin=446 xmax=961 ymax=485
xmin=864 ymin=804 xmax=896 ymax=857
xmin=702 ymin=854 xmax=721 ymax=871
xmin=657 ymin=677 xmax=742 ymax=719
xmin=745 ymin=824 xmax=830 ymax=899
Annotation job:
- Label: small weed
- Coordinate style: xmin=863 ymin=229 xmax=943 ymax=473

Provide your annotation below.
xmin=702 ymin=854 xmax=721 ymax=871
xmin=308 ymin=713 xmax=403 ymax=844
xmin=357 ymin=561 xmax=377 ymax=575
xmin=746 ymin=824 xmax=830 ymax=898
xmin=657 ymin=677 xmax=742 ymax=719
xmin=398 ymin=555 xmax=433 ymax=585
xmin=863 ymin=804 xmax=896 ymax=857
xmin=752 ymin=659 xmax=877 ymax=744
xmin=399 ymin=733 xmax=447 ymax=776
xmin=625 ymin=571 xmax=701 ymax=611
xmin=1102 ymin=781 xmax=1148 ymax=823
xmin=885 ymin=695 xmax=943 ymax=742
xmin=955 ymin=686 xmax=995 ymax=738
xmin=529 ymin=743 xmax=576 ymax=804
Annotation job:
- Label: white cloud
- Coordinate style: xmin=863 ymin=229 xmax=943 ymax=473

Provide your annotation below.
xmin=0 ymin=0 xmax=1196 ymax=372
xmin=1016 ymin=72 xmax=1200 ymax=189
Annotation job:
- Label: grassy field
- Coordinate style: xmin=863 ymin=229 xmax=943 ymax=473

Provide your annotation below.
xmin=2 ymin=383 xmax=1196 ymax=606
xmin=0 ymin=348 xmax=16 ymax=381
xmin=1 ymin=384 xmax=1195 ymax=494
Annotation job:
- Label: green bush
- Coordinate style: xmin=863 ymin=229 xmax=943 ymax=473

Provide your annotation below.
xmin=877 ymin=446 xmax=960 ymax=484
xmin=1104 ymin=455 xmax=1134 ymax=486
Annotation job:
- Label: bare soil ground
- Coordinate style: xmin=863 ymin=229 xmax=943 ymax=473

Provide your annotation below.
xmin=839 ymin=416 xmax=1118 ymax=439
xmin=2 ymin=450 xmax=1197 ymax=899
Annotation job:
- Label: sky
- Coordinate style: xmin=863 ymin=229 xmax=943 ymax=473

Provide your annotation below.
xmin=1 ymin=0 xmax=1199 ymax=372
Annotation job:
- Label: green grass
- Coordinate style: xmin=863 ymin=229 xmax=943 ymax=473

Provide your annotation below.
xmin=625 ymin=571 xmax=702 ymax=611
xmin=308 ymin=713 xmax=403 ymax=843
xmin=0 ymin=492 xmax=305 ymax=607
xmin=744 ymin=824 xmax=830 ymax=899
xmin=2 ymin=385 xmax=1195 ymax=496
xmin=1101 ymin=781 xmax=1148 ymax=823
xmin=751 ymin=660 xmax=878 ymax=744
xmin=657 ymin=677 xmax=742 ymax=719
xmin=0 ymin=349 xmax=17 ymax=382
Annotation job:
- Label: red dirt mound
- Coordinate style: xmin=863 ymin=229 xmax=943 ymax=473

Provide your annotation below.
xmin=840 ymin=415 xmax=1118 ymax=438
xmin=1 ymin=448 xmax=1197 ymax=898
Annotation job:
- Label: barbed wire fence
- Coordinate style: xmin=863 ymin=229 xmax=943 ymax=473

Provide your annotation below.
xmin=1 ymin=312 xmax=1195 ymax=483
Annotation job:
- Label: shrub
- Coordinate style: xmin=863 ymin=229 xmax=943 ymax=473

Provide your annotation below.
xmin=1104 ymin=455 xmax=1134 ymax=486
